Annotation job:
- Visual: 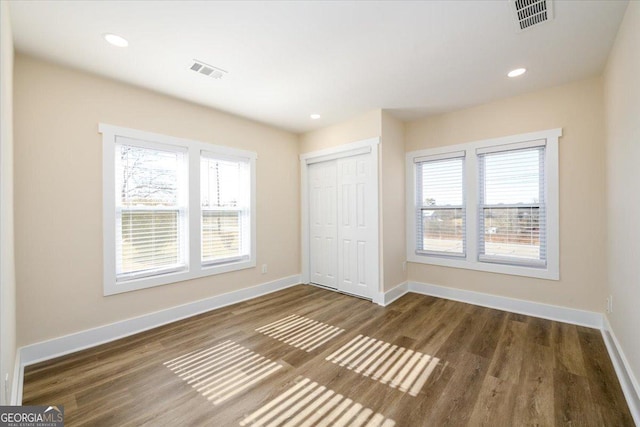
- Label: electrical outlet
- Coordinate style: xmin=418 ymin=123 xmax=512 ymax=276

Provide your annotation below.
xmin=261 ymin=264 xmax=268 ymax=274
xmin=402 ymin=261 xmax=407 ymax=272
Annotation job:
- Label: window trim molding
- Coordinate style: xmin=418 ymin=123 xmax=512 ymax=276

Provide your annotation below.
xmin=99 ymin=123 xmax=257 ymax=296
xmin=406 ymin=128 xmax=561 ymax=281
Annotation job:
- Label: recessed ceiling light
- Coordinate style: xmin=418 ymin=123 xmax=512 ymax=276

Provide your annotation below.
xmin=103 ymin=33 xmax=129 ymax=48
xmin=310 ymin=114 xmax=321 ymax=120
xmin=508 ymin=68 xmax=527 ymax=78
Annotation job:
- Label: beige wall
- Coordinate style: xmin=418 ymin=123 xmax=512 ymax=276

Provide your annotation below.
xmin=299 ymin=109 xmax=381 ymax=154
xmin=380 ymin=112 xmax=407 ymax=291
xmin=604 ymin=1 xmax=640 ymax=398
xmin=14 ymin=55 xmax=300 ymax=346
xmin=406 ymin=77 xmax=606 ymax=312
xmin=0 ymin=0 xmax=16 ymax=404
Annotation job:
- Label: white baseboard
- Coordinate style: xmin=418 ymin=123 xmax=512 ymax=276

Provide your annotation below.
xmin=602 ymin=315 xmax=640 ymax=425
xmin=376 ymin=282 xmax=409 ymax=306
xmin=406 ymin=281 xmax=602 ymax=328
xmin=15 ymin=274 xmax=301 ymax=403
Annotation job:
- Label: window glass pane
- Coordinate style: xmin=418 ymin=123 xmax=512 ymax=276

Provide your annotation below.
xmin=117 ymin=145 xmax=182 ymax=207
xmin=115 ymin=143 xmax=186 ymax=278
xmin=420 ymin=158 xmax=463 ymax=206
xmin=480 ymin=147 xmax=545 ymax=265
xmin=483 ymin=207 xmax=541 ymax=260
xmin=201 ymin=156 xmax=250 ymax=264
xmin=201 ymin=157 xmax=244 ymax=208
xmin=202 ymin=211 xmax=241 ymax=261
xmin=483 ymin=149 xmax=540 ymax=205
xmin=119 ymin=210 xmax=181 ymax=274
xmin=421 ymin=208 xmax=464 ymax=254
xmin=417 ymin=157 xmax=465 ymax=255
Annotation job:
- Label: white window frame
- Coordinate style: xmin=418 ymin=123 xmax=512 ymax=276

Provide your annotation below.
xmin=100 ymin=124 xmax=257 ymax=295
xmin=414 ymin=151 xmax=467 ymax=258
xmin=406 ymin=128 xmax=561 ymax=280
xmin=200 ymin=151 xmax=252 ymax=267
xmin=114 ymin=138 xmax=189 ymax=282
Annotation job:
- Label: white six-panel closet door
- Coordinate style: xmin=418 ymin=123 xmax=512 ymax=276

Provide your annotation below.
xmin=308 ymin=153 xmax=375 ymax=299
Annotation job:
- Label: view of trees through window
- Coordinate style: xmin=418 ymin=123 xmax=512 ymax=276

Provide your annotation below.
xmin=116 ymin=144 xmax=185 ymax=277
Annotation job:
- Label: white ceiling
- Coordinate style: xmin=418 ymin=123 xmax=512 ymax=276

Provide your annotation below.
xmin=8 ymin=1 xmax=629 ymax=133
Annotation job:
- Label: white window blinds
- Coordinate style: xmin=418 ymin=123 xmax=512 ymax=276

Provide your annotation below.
xmin=478 ymin=144 xmax=546 ymax=267
xmin=200 ymin=153 xmax=251 ymax=265
xmin=115 ymin=140 xmax=188 ymax=280
xmin=415 ymin=153 xmax=465 ymax=256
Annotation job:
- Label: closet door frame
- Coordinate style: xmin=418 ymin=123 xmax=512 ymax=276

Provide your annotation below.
xmin=300 ymin=137 xmax=380 ymax=301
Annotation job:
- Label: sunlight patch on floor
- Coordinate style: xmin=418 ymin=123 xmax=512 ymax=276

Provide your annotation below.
xmin=256 ymin=314 xmax=344 ymax=352
xmin=326 ymin=335 xmax=440 ymax=396
xmin=164 ymin=340 xmax=282 ymax=405
xmin=239 ymin=377 xmax=395 ymax=427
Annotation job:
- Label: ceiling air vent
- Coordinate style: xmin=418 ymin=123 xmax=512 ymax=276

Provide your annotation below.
xmin=190 ymin=60 xmax=227 ymax=79
xmin=510 ymin=0 xmax=554 ymax=32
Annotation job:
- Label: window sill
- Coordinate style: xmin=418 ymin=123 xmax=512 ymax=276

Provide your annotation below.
xmin=407 ymin=253 xmax=559 ymax=281
xmin=104 ymin=259 xmax=256 ymax=296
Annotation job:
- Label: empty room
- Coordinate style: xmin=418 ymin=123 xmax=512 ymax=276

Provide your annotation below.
xmin=0 ymin=0 xmax=639 ymax=426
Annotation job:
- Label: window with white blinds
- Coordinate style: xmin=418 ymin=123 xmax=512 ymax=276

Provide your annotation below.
xmin=201 ymin=154 xmax=251 ymax=265
xmin=115 ymin=141 xmax=187 ymax=281
xmin=101 ymin=124 xmax=257 ymax=295
xmin=478 ymin=144 xmax=546 ymax=267
xmin=415 ymin=153 xmax=465 ymax=256
xmin=406 ymin=128 xmax=560 ymax=280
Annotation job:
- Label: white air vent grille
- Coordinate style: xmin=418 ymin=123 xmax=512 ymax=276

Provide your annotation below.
xmin=510 ymin=0 xmax=554 ymax=32
xmin=190 ymin=60 xmax=227 ymax=79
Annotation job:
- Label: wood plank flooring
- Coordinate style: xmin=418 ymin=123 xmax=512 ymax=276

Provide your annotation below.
xmin=22 ymin=285 xmax=634 ymax=426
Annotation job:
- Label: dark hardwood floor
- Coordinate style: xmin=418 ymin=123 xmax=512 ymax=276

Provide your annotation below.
xmin=22 ymin=285 xmax=634 ymax=426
